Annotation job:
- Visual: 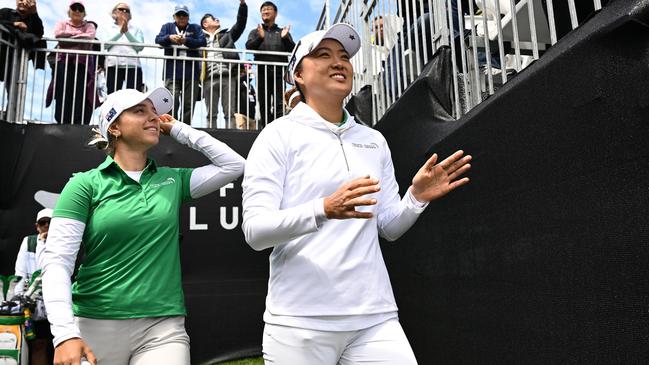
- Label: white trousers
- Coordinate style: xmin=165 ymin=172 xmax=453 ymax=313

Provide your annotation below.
xmin=262 ymin=318 xmax=418 ymax=365
xmin=76 ymin=316 xmax=190 ymax=365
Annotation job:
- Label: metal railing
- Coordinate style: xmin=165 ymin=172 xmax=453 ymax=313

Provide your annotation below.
xmin=1 ymin=1 xmax=608 ymax=128
xmin=0 ymin=27 xmax=290 ymax=130
xmin=318 ymin=0 xmax=607 ymax=123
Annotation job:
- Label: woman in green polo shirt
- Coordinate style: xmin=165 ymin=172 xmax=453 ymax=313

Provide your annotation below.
xmin=40 ymin=87 xmax=245 ymax=365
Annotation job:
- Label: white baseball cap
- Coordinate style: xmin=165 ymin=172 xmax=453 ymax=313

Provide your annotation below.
xmin=285 ymin=23 xmax=360 ymax=85
xmin=36 ymin=208 xmax=53 ymax=222
xmin=92 ymin=87 xmax=173 ymax=145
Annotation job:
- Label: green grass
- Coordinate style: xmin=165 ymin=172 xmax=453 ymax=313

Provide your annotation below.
xmin=211 ymin=357 xmax=263 ymax=365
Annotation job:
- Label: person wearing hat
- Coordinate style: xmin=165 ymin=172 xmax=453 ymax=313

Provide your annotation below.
xmin=200 ymin=0 xmax=248 ymax=129
xmin=0 ymin=0 xmax=45 ymax=94
xmin=155 ymin=4 xmax=206 ymax=124
xmin=242 ymin=23 xmax=472 ymax=363
xmin=40 ymin=87 xmax=245 ymax=365
xmin=13 ymin=207 xmax=54 ymax=365
xmin=245 ymin=1 xmax=294 ymax=127
xmin=46 ymin=0 xmax=98 ymax=125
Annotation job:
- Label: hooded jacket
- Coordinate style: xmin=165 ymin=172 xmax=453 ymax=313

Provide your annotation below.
xmin=242 ymin=102 xmax=427 ymax=326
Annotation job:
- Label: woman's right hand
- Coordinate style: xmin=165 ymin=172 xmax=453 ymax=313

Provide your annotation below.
xmin=324 ymin=175 xmax=380 ymax=219
xmin=54 ymin=338 xmax=97 ymax=365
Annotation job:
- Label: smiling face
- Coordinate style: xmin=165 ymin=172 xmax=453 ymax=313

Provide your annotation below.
xmin=260 ymin=5 xmax=276 ymax=24
xmin=295 ymin=39 xmax=353 ymax=102
xmin=113 ymin=3 xmax=131 ymax=21
xmin=109 ymin=99 xmax=161 ymax=152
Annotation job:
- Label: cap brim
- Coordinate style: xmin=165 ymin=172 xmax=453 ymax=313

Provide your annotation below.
xmin=322 ymin=23 xmax=361 ymax=59
xmin=284 ymin=23 xmax=360 ymax=85
xmin=145 ymin=87 xmax=173 ymax=116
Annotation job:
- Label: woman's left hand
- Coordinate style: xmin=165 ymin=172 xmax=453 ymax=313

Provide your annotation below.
xmin=159 ymin=114 xmax=176 ymax=136
xmin=410 ymin=150 xmax=472 ymax=203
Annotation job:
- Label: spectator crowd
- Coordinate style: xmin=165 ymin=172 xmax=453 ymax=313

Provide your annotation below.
xmin=0 ymin=0 xmax=296 ymax=129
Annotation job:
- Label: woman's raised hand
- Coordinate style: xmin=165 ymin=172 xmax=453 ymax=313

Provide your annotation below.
xmin=410 ymin=150 xmax=472 ymax=203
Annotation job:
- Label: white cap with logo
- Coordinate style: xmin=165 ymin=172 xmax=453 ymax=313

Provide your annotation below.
xmin=36 ymin=208 xmax=53 ymax=222
xmin=90 ymin=87 xmax=173 ymax=146
xmin=285 ymin=23 xmax=360 ymax=85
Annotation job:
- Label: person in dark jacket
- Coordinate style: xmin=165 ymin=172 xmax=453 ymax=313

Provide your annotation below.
xmin=155 ymin=4 xmax=206 ymax=124
xmin=245 ymin=1 xmax=294 ymax=127
xmin=200 ymin=0 xmax=247 ymax=128
xmin=0 ymin=0 xmax=45 ymax=97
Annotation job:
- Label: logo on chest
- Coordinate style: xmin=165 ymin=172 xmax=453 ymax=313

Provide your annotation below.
xmin=351 ymin=142 xmax=379 ymax=150
xmin=149 ymin=177 xmax=176 ymax=189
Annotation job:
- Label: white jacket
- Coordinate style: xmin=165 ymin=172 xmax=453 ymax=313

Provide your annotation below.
xmin=101 ymin=22 xmax=144 ymax=68
xmin=242 ymin=102 xmax=427 ymax=322
xmin=14 ymin=235 xmax=45 ymax=296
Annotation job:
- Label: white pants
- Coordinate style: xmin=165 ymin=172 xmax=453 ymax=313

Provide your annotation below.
xmin=76 ymin=316 xmax=190 ymax=365
xmin=262 ymin=318 xmax=418 ymax=365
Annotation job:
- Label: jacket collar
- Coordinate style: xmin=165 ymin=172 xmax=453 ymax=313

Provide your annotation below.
xmin=288 ymin=102 xmax=355 ymax=134
xmin=203 ymin=28 xmax=227 ymax=38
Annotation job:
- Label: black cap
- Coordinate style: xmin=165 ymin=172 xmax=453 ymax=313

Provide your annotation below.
xmin=200 ymin=13 xmax=214 ymax=29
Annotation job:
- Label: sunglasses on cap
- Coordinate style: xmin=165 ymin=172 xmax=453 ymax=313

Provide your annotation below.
xmin=116 ymin=7 xmax=130 ymax=13
xmin=70 ymin=3 xmax=85 ymax=12
xmin=37 ymin=218 xmax=51 ymax=226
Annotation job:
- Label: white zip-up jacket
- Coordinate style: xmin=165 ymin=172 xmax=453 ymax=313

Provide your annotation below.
xmin=242 ymin=102 xmax=428 ymax=323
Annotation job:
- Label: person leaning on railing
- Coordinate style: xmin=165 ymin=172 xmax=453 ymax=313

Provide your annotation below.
xmin=45 ymin=0 xmax=98 ymax=125
xmin=0 ymin=0 xmax=45 ymax=95
xmin=199 ymin=0 xmax=248 ymax=129
xmin=155 ymin=4 xmax=206 ymax=124
xmin=100 ymin=2 xmax=145 ymax=93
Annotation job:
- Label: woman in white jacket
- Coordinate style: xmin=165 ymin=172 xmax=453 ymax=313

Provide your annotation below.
xmin=242 ymin=23 xmax=471 ymax=364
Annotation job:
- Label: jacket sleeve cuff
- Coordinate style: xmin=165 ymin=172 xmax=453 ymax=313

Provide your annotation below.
xmin=405 ymin=189 xmax=429 ymax=213
xmin=53 ymin=330 xmax=82 ymax=348
xmin=313 ymin=197 xmax=327 ymax=228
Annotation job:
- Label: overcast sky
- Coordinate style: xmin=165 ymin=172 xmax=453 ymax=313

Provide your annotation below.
xmin=0 ymin=0 xmax=329 ymax=47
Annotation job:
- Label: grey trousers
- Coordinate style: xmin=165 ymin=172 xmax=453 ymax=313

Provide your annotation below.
xmin=165 ymin=79 xmax=199 ymax=124
xmin=203 ymin=72 xmax=237 ymax=129
xmin=76 ymin=316 xmax=190 ymax=365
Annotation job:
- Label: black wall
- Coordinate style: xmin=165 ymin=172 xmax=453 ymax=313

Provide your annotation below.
xmin=376 ymin=0 xmax=649 ymax=362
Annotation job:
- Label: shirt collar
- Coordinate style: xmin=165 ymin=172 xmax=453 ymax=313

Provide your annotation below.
xmin=98 ymin=155 xmax=158 ymax=173
xmin=289 ymin=102 xmax=355 ymax=134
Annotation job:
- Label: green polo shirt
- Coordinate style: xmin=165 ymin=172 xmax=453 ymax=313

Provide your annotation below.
xmin=53 ymin=156 xmax=193 ymax=319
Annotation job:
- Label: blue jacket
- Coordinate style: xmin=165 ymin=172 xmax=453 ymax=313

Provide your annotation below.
xmin=155 ymin=22 xmax=206 ymax=80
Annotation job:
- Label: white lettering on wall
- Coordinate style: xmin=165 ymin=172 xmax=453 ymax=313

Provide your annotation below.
xmin=189 ymin=206 xmax=208 ymax=230
xmin=220 ymin=206 xmax=239 ymax=230
xmin=220 ymin=183 xmax=234 ymax=197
